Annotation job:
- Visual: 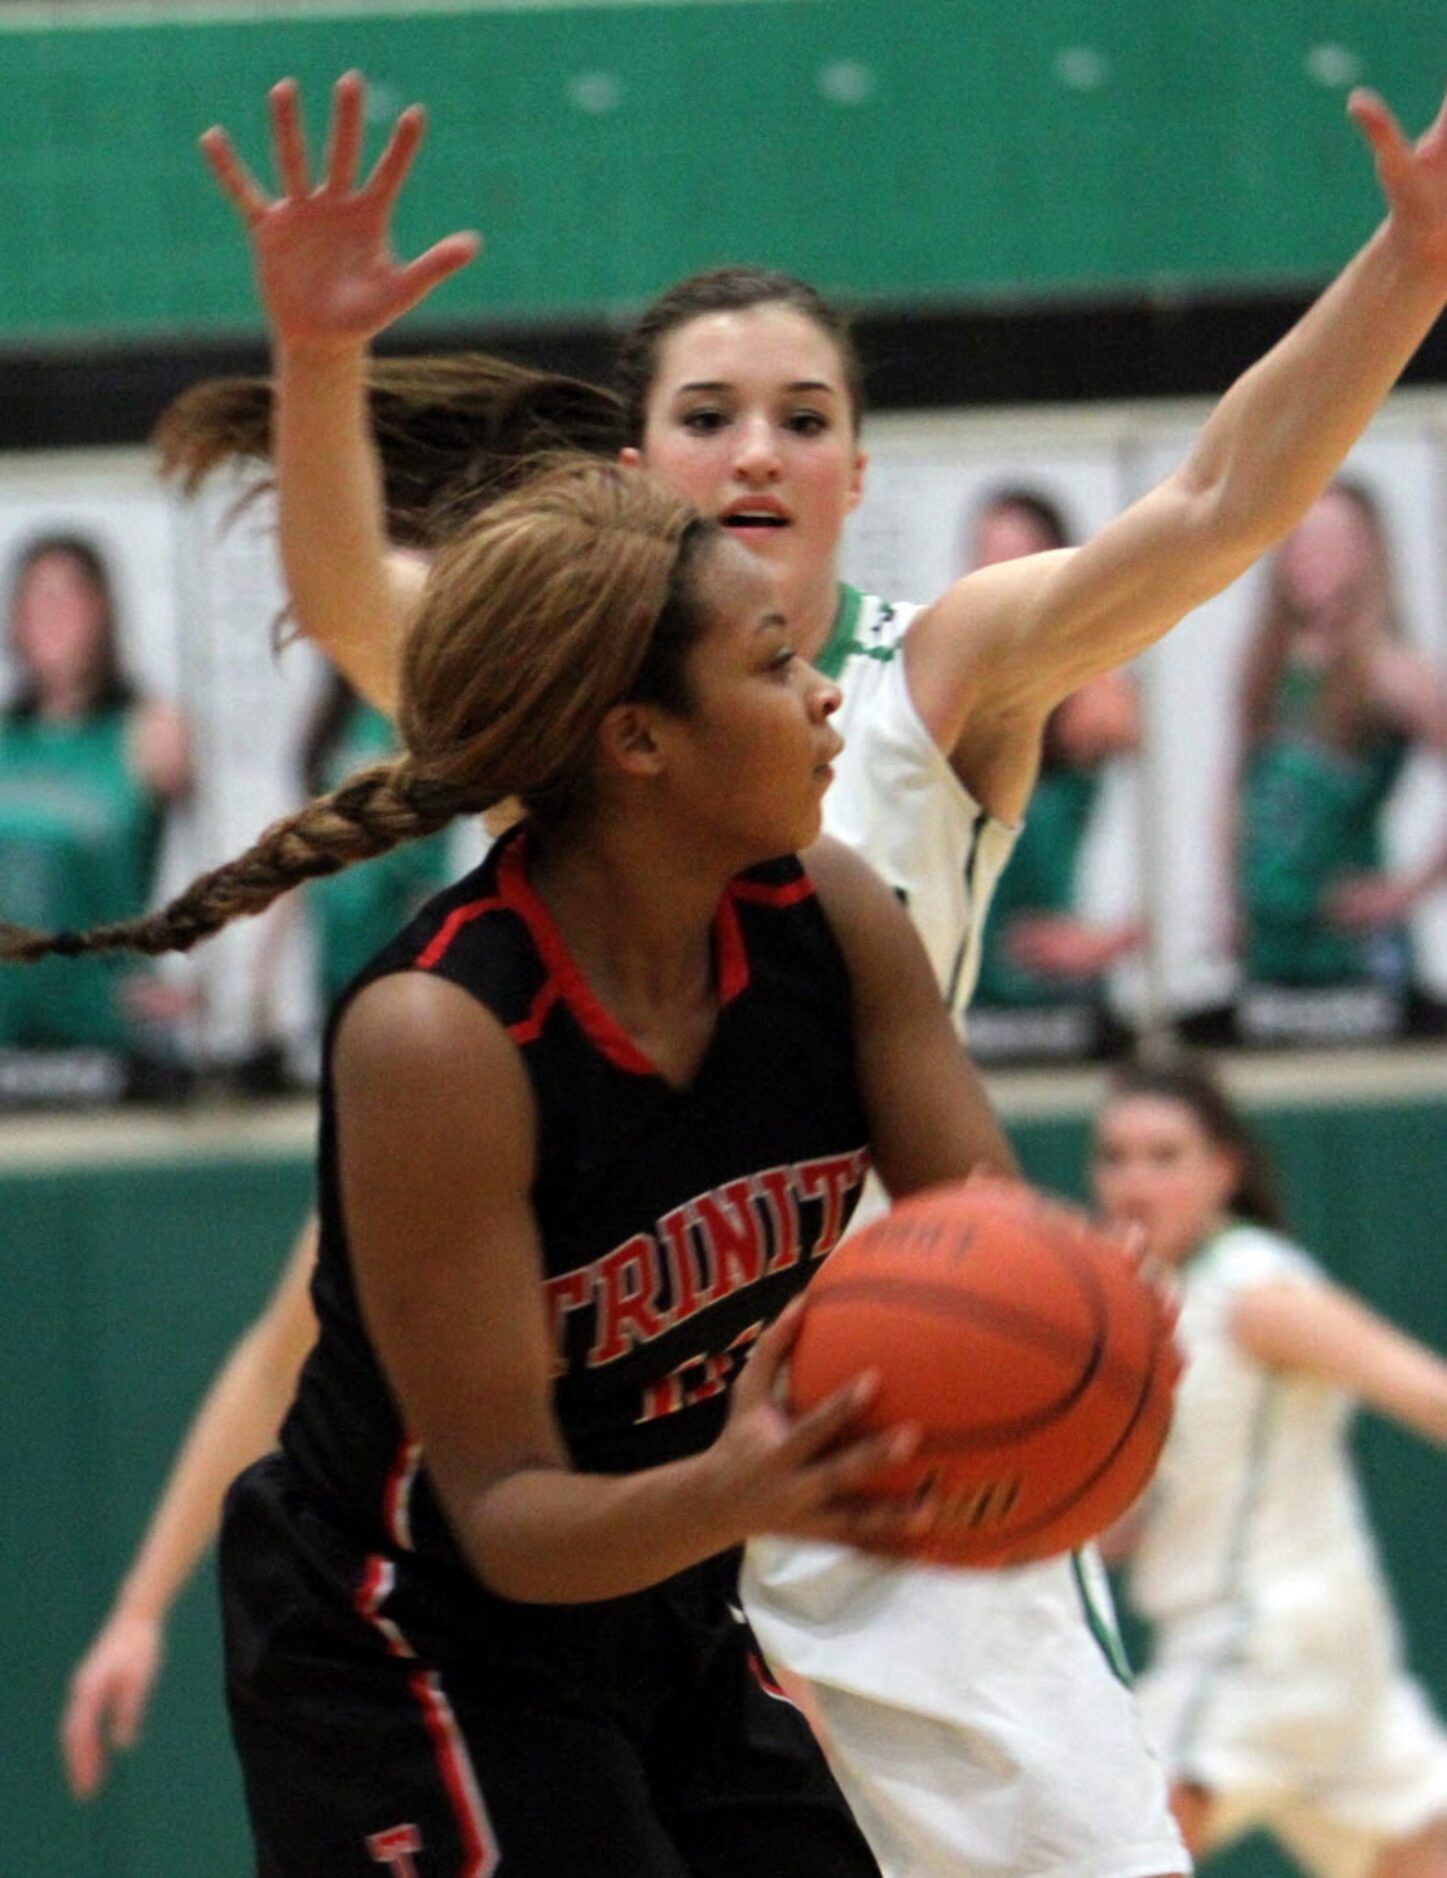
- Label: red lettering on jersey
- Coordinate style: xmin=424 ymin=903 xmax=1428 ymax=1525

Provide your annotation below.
xmin=651 ymin=1318 xmax=767 ymax=1419
xmin=658 ymin=1202 xmax=707 ymax=1326
xmin=756 ymin=1165 xmax=802 ymax=1273
xmin=588 ymin=1234 xmax=667 ymax=1367
xmin=368 ymin=1823 xmax=422 ymax=1874
xmin=541 ymin=1269 xmax=592 ymax=1376
xmin=799 ymin=1148 xmax=870 ymax=1258
xmin=636 ymin=1369 xmax=686 ymax=1424
xmin=696 ymin=1178 xmax=766 ymax=1305
xmin=682 ymin=1350 xmax=730 ymax=1406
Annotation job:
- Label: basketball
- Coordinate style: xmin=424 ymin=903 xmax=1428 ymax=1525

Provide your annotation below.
xmin=789 ymin=1176 xmax=1178 ymax=1567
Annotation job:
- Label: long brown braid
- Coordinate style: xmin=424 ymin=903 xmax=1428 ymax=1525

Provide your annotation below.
xmin=0 ymin=459 xmax=711 ymax=967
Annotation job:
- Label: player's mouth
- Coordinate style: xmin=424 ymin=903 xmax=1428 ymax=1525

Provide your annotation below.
xmin=719 ymin=498 xmax=792 ymax=532
xmin=814 ymin=729 xmax=844 ymax=781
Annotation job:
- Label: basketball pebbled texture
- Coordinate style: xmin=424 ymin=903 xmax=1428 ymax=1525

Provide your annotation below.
xmin=789 ymin=1177 xmax=1177 ymax=1567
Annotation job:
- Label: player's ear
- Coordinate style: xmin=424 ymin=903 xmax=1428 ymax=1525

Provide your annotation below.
xmin=618 ymin=445 xmax=643 ymax=470
xmin=845 ymin=447 xmax=867 ymax=515
xmin=597 ymin=702 xmax=665 ymax=779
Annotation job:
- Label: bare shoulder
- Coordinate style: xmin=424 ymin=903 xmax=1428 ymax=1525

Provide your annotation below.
xmin=800 ymin=834 xmax=901 ymax=925
xmin=801 ymin=836 xmax=938 ymax=999
xmin=336 ymin=971 xmax=532 ymax=1124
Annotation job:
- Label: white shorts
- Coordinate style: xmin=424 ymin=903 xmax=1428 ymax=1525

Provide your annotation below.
xmin=1139 ymin=1610 xmax=1447 ymax=1878
xmin=741 ymin=1539 xmax=1189 ymax=1878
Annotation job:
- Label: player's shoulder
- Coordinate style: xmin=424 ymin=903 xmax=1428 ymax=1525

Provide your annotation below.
xmin=1199 ymin=1220 xmax=1324 ymax=1293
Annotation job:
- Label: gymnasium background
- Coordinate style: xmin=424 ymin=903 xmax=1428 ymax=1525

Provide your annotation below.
xmin=2 ymin=3 xmax=1444 ymax=1874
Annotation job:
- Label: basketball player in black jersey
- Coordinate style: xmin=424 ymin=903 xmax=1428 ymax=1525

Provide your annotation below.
xmin=3 ymin=457 xmax=1012 ymax=1874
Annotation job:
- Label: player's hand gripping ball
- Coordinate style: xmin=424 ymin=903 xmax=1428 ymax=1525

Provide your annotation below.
xmin=789 ymin=1176 xmax=1180 ymax=1566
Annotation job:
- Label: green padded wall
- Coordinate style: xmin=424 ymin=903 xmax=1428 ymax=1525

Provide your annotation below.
xmin=2 ymin=1089 xmax=1443 ymax=1875
xmin=1 ymin=0 xmax=1443 ymax=346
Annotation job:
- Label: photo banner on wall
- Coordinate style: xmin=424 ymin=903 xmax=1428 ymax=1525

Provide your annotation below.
xmin=841 ymin=396 xmax=1447 ymax=1060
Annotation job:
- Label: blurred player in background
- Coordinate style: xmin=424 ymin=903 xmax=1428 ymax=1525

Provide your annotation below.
xmin=1094 ymin=1057 xmax=1447 ymax=1878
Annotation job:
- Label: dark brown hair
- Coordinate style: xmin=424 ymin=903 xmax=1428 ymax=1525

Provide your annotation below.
xmin=1101 ymin=1057 xmax=1285 ymax=1231
xmin=616 ymin=265 xmax=865 ymax=441
xmin=5 ymin=532 xmax=135 ymax=720
xmin=0 ymin=459 xmax=714 ymax=966
xmin=155 ymin=355 xmax=628 ymax=551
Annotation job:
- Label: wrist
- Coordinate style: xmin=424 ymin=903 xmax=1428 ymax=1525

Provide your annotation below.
xmin=1372 ymin=215 xmax=1447 ymax=304
xmin=273 ymin=338 xmax=371 ymax=383
xmin=673 ymin=1445 xmax=751 ymax=1556
xmin=111 ymin=1578 xmax=171 ymax=1628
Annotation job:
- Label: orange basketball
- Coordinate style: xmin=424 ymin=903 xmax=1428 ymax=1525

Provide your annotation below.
xmin=789 ymin=1176 xmax=1177 ymax=1567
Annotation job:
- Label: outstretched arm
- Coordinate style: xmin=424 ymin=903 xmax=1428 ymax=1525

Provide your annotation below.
xmin=1231 ymin=1278 xmax=1447 ymax=1448
xmin=201 ymin=71 xmax=478 ymax=713
xmin=59 ymin=1220 xmax=317 ymax=1798
xmin=908 ymin=84 xmax=1447 ymax=824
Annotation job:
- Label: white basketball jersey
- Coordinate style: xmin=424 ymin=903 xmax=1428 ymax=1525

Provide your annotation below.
xmin=743 ymin=590 xmax=1187 ymax=1878
xmin=817 ymin=586 xmax=1018 ymax=1020
xmin=1128 ymin=1221 xmax=1386 ymax=1631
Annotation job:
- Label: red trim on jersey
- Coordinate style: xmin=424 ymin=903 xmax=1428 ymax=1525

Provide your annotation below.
xmin=505 ymin=977 xmax=562 ymax=1047
xmin=414 ymin=895 xmax=504 ymax=970
xmin=383 ymin=1436 xmax=422 ymax=1552
xmin=409 ymin=1668 xmax=499 ymax=1877
xmin=728 ymin=871 xmax=816 ymax=909
xmin=716 ymin=867 xmax=815 ymax=1004
xmin=418 ymin=831 xmax=810 ymax=1069
xmin=713 ymin=890 xmax=750 ymax=1008
xmin=355 ymin=1558 xmax=501 ymax=1875
xmin=493 ymin=834 xmax=656 ymax=1074
xmin=746 ymin=1648 xmax=796 ymax=1705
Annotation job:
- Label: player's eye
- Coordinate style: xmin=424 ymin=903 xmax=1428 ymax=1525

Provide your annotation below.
xmin=680 ymin=408 xmax=728 ymax=434
xmin=786 ymin=409 xmax=829 ymax=436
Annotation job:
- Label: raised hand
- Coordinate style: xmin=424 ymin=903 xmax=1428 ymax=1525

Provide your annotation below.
xmin=1349 ymin=82 xmax=1447 ymax=273
xmin=201 ymin=69 xmax=480 ymax=353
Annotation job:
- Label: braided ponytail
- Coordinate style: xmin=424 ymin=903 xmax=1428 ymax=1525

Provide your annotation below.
xmin=0 ymin=759 xmax=478 ymax=965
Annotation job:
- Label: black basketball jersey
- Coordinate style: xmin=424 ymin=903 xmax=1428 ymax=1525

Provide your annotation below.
xmin=281 ymin=822 xmax=871 ymax=1571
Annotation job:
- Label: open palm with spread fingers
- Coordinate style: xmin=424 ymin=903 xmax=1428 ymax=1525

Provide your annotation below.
xmin=1351 ymin=81 xmax=1447 ymax=270
xmin=200 ymin=69 xmax=479 ymax=352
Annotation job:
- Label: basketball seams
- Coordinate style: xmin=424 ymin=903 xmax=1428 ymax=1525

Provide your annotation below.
xmin=789 ymin=1179 xmax=1175 ymax=1565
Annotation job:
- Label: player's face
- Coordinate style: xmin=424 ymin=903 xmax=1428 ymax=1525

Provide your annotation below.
xmin=969 ymin=503 xmax=1057 ymax=569
xmin=1090 ymin=1095 xmax=1240 ymax=1268
xmin=630 ymin=306 xmax=865 ymax=648
xmin=11 ymin=551 xmax=109 ymax=696
xmin=662 ymin=535 xmax=843 ymax=859
xmin=1275 ymin=487 xmax=1379 ymax=626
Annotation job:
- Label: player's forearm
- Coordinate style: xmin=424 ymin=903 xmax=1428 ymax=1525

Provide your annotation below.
xmin=1181 ymin=220 xmax=1447 ymax=556
xmin=455 ymin=1453 xmax=744 ymax=1605
xmin=274 ymin=342 xmax=404 ymax=712
xmin=111 ymin=1313 xmax=303 ymax=1622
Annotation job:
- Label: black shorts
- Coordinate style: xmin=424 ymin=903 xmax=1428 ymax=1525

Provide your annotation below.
xmin=220 ymin=1454 xmax=881 ymax=1877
